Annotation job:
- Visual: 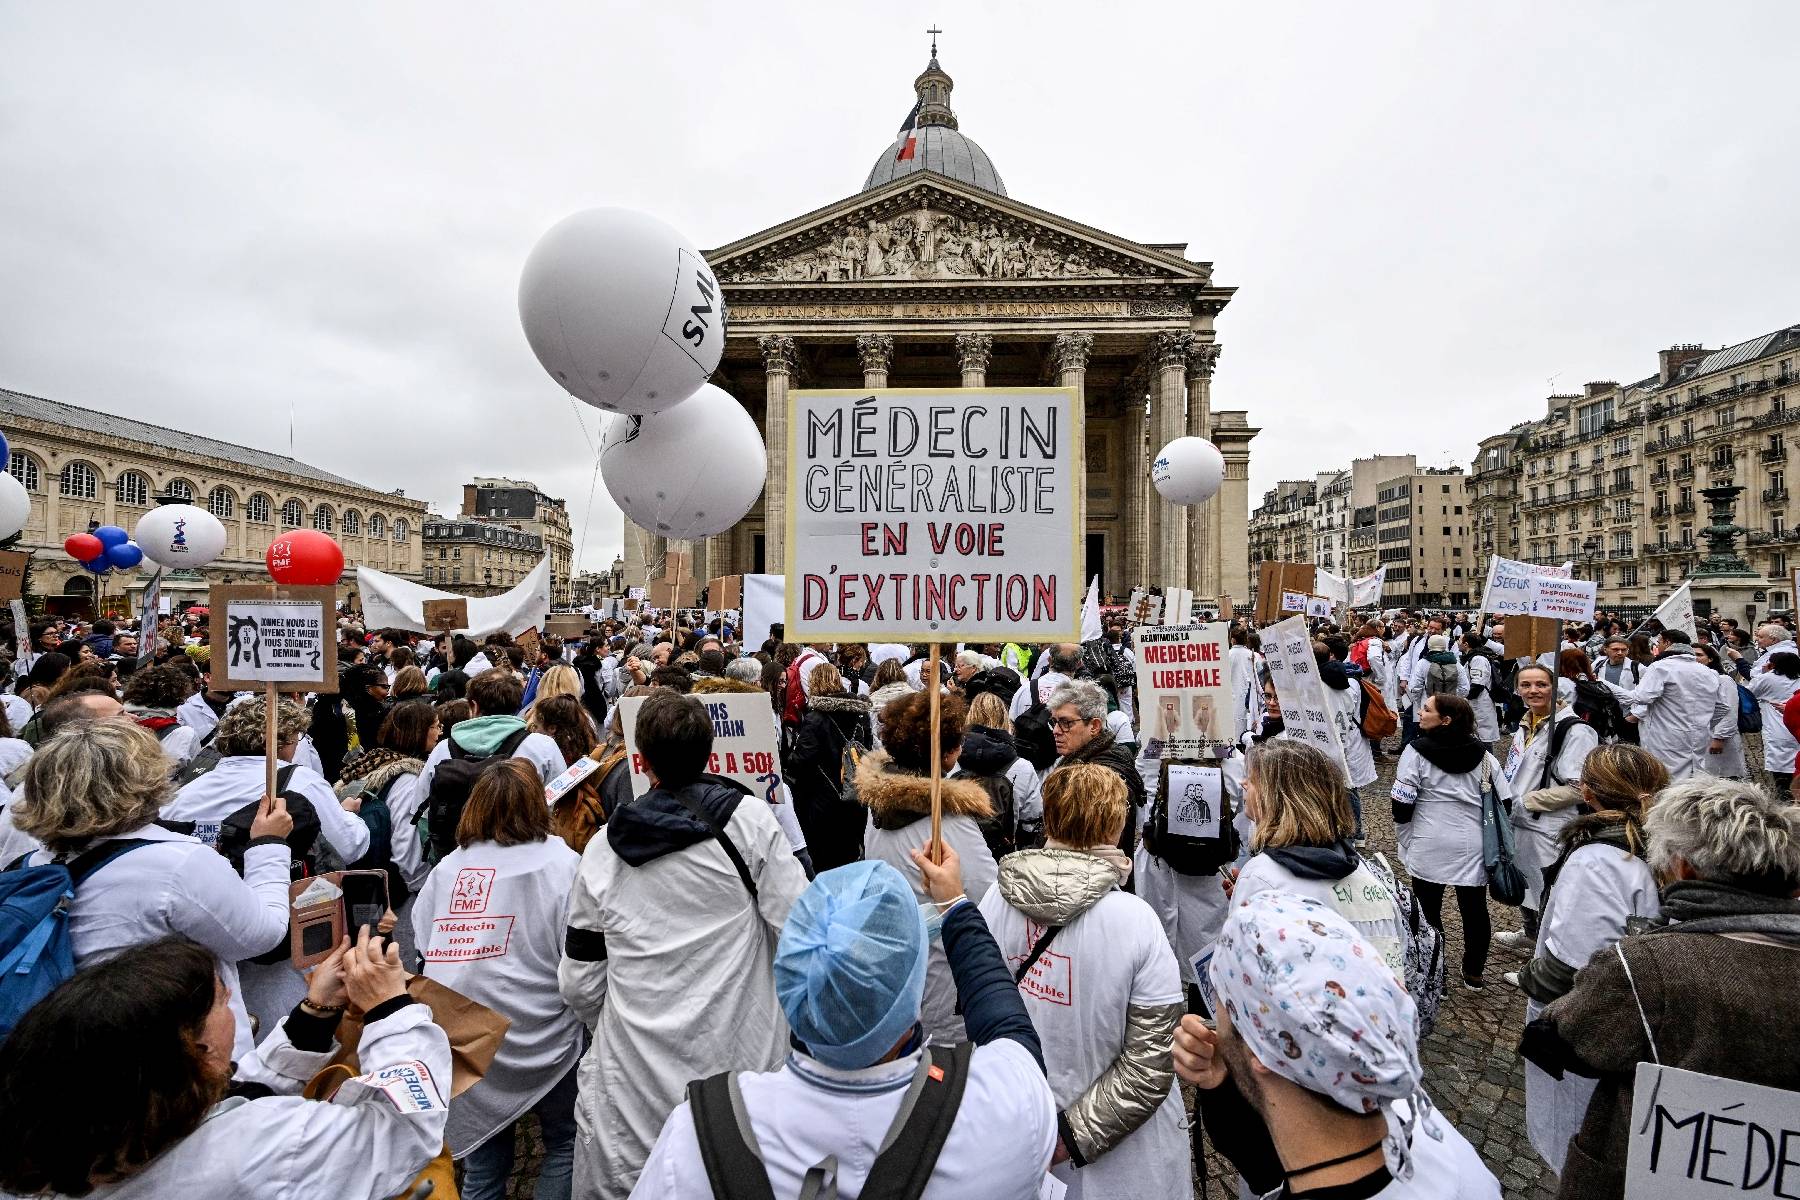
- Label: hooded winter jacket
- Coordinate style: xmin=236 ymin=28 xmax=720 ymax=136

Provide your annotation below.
xmin=785 ymin=692 xmax=873 ymax=872
xmin=980 ymin=848 xmax=1186 ymax=1198
xmin=952 ymin=723 xmax=1044 ymax=852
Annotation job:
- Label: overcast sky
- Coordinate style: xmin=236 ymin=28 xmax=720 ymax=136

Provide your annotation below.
xmin=4 ymin=3 xmax=1797 ymax=570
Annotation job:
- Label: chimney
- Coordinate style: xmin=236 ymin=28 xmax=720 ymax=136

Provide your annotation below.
xmin=461 ymin=484 xmax=477 ymax=517
xmin=1584 ymin=381 xmax=1617 ymax=398
xmin=1658 ymin=344 xmax=1708 ymax=386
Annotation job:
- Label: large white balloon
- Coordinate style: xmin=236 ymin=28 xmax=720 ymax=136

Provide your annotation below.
xmin=1151 ymin=436 xmax=1226 ymax=506
xmin=134 ymin=504 xmax=228 ymax=569
xmin=600 ymin=384 xmax=766 ymax=539
xmin=0 ymin=473 xmax=29 ymax=540
xmin=519 ymin=208 xmax=726 ymax=416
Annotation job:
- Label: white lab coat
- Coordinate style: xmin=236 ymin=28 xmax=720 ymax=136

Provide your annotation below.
xmin=1600 ymin=648 xmax=1731 ymax=781
xmin=1465 ymin=655 xmax=1501 ymax=744
xmin=416 ymin=728 xmax=567 ymax=797
xmin=1503 ymin=711 xmax=1598 ymax=910
xmin=1744 ymin=667 xmax=1800 ymax=774
xmin=631 ymin=1038 xmax=1055 ymax=1200
xmin=1391 ymin=747 xmax=1509 ymax=889
xmin=1700 ymin=671 xmax=1747 ymax=778
xmin=87 ymin=1002 xmax=452 ymax=1200
xmin=23 ymin=825 xmax=289 ymax=1060
xmin=0 ymin=737 xmax=30 ymax=781
xmin=1392 ymin=635 xmax=1427 ymax=711
xmin=558 ymin=793 xmax=809 ymax=1200
xmin=1010 ymin=671 xmax=1071 ymax=721
xmin=167 ymin=754 xmax=370 ymax=864
xmin=1322 ymin=677 xmax=1377 ymax=789
xmin=414 ymin=836 xmax=584 ymax=1156
xmin=177 ymin=691 xmax=224 ymax=739
xmin=1228 ymin=645 xmax=1262 ymax=740
xmin=1524 ymin=843 xmax=1661 ymax=1171
xmin=0 ymin=692 xmax=30 ymax=733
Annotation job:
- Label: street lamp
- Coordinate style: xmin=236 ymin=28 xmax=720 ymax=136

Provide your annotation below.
xmin=1583 ymin=536 xmax=1603 ymax=579
xmin=609 ymin=554 xmax=625 ymax=595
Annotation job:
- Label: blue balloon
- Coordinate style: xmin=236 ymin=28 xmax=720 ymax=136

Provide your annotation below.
xmin=92 ymin=525 xmax=129 ymax=548
xmin=105 ymin=541 xmax=143 ymax=569
xmin=81 ymin=556 xmax=110 ymax=574
xmin=0 ymin=430 xmax=9 ymax=466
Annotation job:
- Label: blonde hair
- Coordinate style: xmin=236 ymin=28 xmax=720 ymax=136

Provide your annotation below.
xmin=524 ymin=664 xmax=583 ymax=720
xmin=966 ymin=691 xmax=1012 ymax=734
xmin=1247 ymin=740 xmax=1353 ymax=851
xmin=15 ymin=722 xmax=172 ymax=852
xmin=391 ymin=666 xmax=428 ymax=699
xmin=1573 ymin=743 xmax=1668 ymax=856
xmin=807 ymin=662 xmax=843 ymax=697
xmin=1042 ymin=763 xmax=1127 ymax=848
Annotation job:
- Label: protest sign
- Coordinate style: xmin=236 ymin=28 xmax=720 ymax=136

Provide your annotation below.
xmin=619 ymin=692 xmax=781 ymax=802
xmin=208 ymin=584 xmax=337 ymax=692
xmin=1127 ymin=588 xmax=1164 ymax=627
xmin=742 ymin=572 xmax=785 ymax=650
xmin=0 ymin=550 xmax=28 ymax=603
xmin=1533 ymin=576 xmax=1596 ymax=622
xmin=1652 ymin=581 xmax=1697 ymax=639
xmin=1313 ymin=568 xmax=1349 ymax=608
xmin=1502 ymin=615 xmax=1561 ymax=661
xmin=1163 ymin=586 xmax=1194 ymax=627
xmin=627 ymin=586 xmax=647 ymax=601
xmin=9 ymin=599 xmax=28 ymax=664
xmin=1255 ymin=561 xmax=1316 ymax=625
xmin=1281 ymin=591 xmax=1308 ymax=613
xmin=786 ymin=387 xmax=1083 ymax=642
xmin=707 ymin=576 xmax=743 ymax=613
xmin=1164 ymin=763 xmax=1223 ymax=840
xmin=1260 ymin=615 xmax=1350 ymax=781
xmin=1624 ymin=1061 xmax=1800 ymax=1198
xmin=422 ymin=598 xmax=469 ymax=634
xmin=545 ymin=614 xmax=588 ymax=639
xmin=138 ymin=572 xmax=161 ymax=665
xmin=1134 ymin=624 xmax=1231 ymax=758
xmin=1305 ymin=595 xmax=1334 ymax=618
xmin=1479 ymin=553 xmax=1576 ymax=616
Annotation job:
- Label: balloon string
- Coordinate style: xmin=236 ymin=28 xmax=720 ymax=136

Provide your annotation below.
xmin=565 ymin=395 xmax=604 ymax=579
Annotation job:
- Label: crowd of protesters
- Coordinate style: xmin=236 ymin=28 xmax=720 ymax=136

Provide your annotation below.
xmin=0 ymin=597 xmax=1791 ymax=1200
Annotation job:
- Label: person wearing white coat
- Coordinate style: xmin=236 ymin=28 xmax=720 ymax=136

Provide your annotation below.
xmin=11 ymin=721 xmax=292 ymax=1062
xmin=1512 ymin=746 xmax=1665 ymax=1172
xmin=1461 ymin=635 xmax=1503 ymax=746
xmin=1494 ymin=665 xmax=1599 ymax=948
xmin=416 ymin=671 xmax=568 ymax=795
xmin=631 ymin=852 xmax=1056 ymax=1200
xmin=559 ymin=692 xmax=809 ymax=1200
xmin=414 ymin=759 xmax=583 ymax=1200
xmin=1599 ymin=630 xmax=1730 ymax=782
xmin=1318 ymin=643 xmax=1377 ymax=843
xmin=0 ymin=932 xmax=451 ymax=1200
xmin=1736 ymin=647 xmax=1800 ymax=789
xmin=1691 ymin=641 xmax=1747 ymax=779
xmin=1391 ymin=692 xmax=1511 ymax=988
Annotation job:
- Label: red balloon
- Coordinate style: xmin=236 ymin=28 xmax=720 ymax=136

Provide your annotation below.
xmin=266 ymin=530 xmax=345 ymax=586
xmin=64 ymin=533 xmax=103 ymax=562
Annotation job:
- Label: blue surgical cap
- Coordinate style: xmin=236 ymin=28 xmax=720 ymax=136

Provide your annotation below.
xmin=774 ymin=860 xmax=929 ymax=1070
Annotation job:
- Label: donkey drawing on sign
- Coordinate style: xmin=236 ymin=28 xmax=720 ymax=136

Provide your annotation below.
xmin=228 ymin=614 xmax=261 ymax=670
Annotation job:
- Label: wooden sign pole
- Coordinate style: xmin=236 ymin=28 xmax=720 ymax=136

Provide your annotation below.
xmin=264 ymin=681 xmax=279 ymax=801
xmin=927 ymin=641 xmax=943 ymax=862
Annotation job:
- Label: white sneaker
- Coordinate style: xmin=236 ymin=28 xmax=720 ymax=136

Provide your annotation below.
xmin=1493 ymin=930 xmax=1532 ymax=951
xmin=1503 ymin=971 xmax=1522 ymax=988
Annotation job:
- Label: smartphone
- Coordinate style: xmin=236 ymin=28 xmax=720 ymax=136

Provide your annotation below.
xmin=289 ymin=870 xmax=391 ymax=969
xmin=342 ymin=871 xmax=390 ymax=938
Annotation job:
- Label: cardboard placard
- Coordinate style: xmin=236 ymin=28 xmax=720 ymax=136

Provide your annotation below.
xmin=207 ymin=584 xmax=339 ymax=692
xmin=1502 ymin=614 xmax=1562 ymax=661
xmin=515 ymin=627 xmax=542 ymax=662
xmin=786 ymin=387 xmax=1084 ymax=643
xmin=545 ymin=614 xmax=589 ymax=639
xmin=0 ymin=550 xmax=28 ymax=603
xmin=1134 ymin=623 xmax=1232 ymax=758
xmin=649 ymin=579 xmax=697 ymax=610
xmin=422 ymin=598 xmax=469 ymax=634
xmin=706 ymin=576 xmax=742 ymax=613
xmin=1255 ymin=562 xmax=1318 ymax=626
xmin=1624 ymin=1061 xmax=1800 ymax=1197
xmin=619 ymin=692 xmax=781 ymax=801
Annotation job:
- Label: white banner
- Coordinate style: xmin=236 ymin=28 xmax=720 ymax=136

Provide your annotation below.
xmin=1532 ymin=576 xmax=1597 ymax=622
xmin=1313 ymin=568 xmax=1349 ymax=607
xmin=1625 ymin=1061 xmax=1800 ymax=1197
xmin=1350 ymin=565 xmax=1386 ymax=608
xmin=1652 ymin=581 xmax=1697 ymax=639
xmin=1260 ymin=616 xmax=1351 ymax=783
xmin=619 ymin=693 xmax=781 ymax=801
xmin=787 ymin=388 xmax=1083 ymax=642
xmin=1479 ymin=554 xmax=1580 ymax=617
xmin=356 ymin=559 xmax=551 ymax=639
xmin=1133 ymin=623 xmax=1232 ymax=759
xmin=742 ymin=573 xmax=785 ymax=651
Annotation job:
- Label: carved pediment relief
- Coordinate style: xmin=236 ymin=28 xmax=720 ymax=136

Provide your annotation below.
xmin=713 ymin=182 xmax=1208 ymax=287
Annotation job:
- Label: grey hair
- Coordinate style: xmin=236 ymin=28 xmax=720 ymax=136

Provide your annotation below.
xmin=956 ymin=650 xmax=994 ymax=671
xmin=1645 ymin=777 xmax=1800 ymax=895
xmin=1756 ymin=623 xmax=1794 ymax=644
xmin=1048 ymin=644 xmax=1083 ymax=674
xmin=1047 ymin=679 xmax=1108 ymax=721
xmin=723 ymin=657 xmax=762 ymax=685
xmin=15 ymin=721 xmax=172 ymax=853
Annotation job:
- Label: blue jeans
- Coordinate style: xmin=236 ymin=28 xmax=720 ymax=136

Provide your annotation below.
xmin=1346 ymin=786 xmax=1364 ymax=842
xmin=1400 ymin=704 xmax=1419 ymax=749
xmin=460 ymin=1062 xmax=579 ymax=1200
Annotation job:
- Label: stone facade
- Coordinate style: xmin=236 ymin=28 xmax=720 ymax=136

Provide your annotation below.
xmin=460 ymin=477 xmax=573 ymax=606
xmin=0 ymin=386 xmax=424 ymax=613
xmin=421 ymin=517 xmax=543 ymax=597
xmin=621 ymin=58 xmax=1256 ymax=608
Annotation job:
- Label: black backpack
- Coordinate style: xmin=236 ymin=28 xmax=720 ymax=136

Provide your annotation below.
xmin=688 ymin=1041 xmax=972 ymax=1200
xmin=173 ymin=727 xmax=224 ymax=787
xmin=1011 ymin=678 xmax=1058 ymax=771
xmin=332 ymin=771 xmax=413 ymax=910
xmin=1143 ymin=759 xmax=1238 ymax=876
xmin=968 ymin=772 xmax=1018 ymax=860
xmin=1571 ymin=679 xmax=1631 ymax=744
xmin=421 ymin=727 xmax=532 ymax=865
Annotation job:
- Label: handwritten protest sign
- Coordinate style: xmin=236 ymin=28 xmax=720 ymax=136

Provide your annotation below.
xmin=1479 ymin=553 xmax=1575 ymax=617
xmin=1533 ymin=576 xmax=1597 ymax=622
xmin=1260 ymin=615 xmax=1350 ymax=782
xmin=619 ymin=692 xmax=781 ymax=802
xmin=1624 ymin=1061 xmax=1800 ymax=1198
xmin=786 ymin=388 xmax=1083 ymax=642
xmin=208 ymin=585 xmax=337 ymax=692
xmin=1134 ymin=624 xmax=1231 ymax=758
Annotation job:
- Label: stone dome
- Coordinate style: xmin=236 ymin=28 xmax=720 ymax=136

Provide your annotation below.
xmin=861 ymin=56 xmax=1006 ymax=197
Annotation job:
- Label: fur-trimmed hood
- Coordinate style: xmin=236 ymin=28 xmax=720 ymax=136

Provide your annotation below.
xmin=807 ymin=693 xmax=872 ymax=717
xmin=857 ymin=749 xmax=993 ymax=830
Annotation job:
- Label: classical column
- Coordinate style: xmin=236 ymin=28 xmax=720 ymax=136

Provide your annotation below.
xmin=856 ymin=334 xmax=893 ymax=390
xmin=956 ymin=333 xmax=994 ymax=389
xmin=1186 ymin=342 xmax=1222 ymax=595
xmin=1151 ymin=331 xmax=1194 ymax=590
xmin=1052 ymin=332 xmax=1093 ymax=583
xmin=759 ymin=335 xmax=798 ymax=572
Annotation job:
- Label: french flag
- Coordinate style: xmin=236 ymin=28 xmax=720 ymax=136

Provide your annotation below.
xmin=895 ymin=102 xmax=920 ymax=161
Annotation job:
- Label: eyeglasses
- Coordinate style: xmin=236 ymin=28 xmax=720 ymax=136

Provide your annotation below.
xmin=1050 ymin=716 xmax=1091 ymax=732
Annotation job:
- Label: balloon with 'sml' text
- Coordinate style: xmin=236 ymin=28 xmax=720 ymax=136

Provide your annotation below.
xmin=786 ymin=387 xmax=1084 ymax=643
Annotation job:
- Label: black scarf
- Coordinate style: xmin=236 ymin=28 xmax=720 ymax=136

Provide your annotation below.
xmin=1660 ymin=879 xmax=1800 ymax=924
xmin=1409 ymin=727 xmax=1485 ymax=774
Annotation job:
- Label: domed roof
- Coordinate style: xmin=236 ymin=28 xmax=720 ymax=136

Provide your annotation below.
xmin=864 ymin=125 xmax=1006 ymax=195
xmin=861 ymin=56 xmax=1006 ymax=197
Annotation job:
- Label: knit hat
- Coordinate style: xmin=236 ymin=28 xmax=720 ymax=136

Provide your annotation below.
xmin=1426 ymin=634 xmax=1449 ymax=653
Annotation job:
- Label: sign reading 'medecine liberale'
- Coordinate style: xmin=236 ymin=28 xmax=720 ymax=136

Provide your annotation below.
xmin=787 ymin=388 xmax=1083 ymax=642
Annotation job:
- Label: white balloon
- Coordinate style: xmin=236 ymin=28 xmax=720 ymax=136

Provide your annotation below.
xmin=600 ymin=384 xmax=766 ymax=540
xmin=0 ymin=473 xmax=29 ymax=540
xmin=134 ymin=504 xmax=228 ymax=569
xmin=1151 ymin=436 xmax=1226 ymax=506
xmin=519 ymin=207 xmax=725 ymax=416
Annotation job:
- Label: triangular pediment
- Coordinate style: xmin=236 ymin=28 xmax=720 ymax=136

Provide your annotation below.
xmin=706 ymin=174 xmax=1212 ymax=286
